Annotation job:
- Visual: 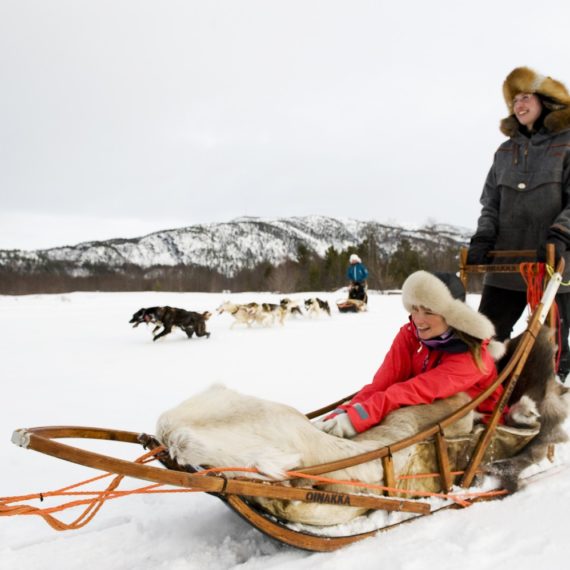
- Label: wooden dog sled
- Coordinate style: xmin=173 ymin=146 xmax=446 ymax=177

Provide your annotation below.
xmin=8 ymin=261 xmax=565 ymax=552
xmin=337 ymin=281 xmax=368 ymax=313
xmin=336 ymin=298 xmax=367 ymax=313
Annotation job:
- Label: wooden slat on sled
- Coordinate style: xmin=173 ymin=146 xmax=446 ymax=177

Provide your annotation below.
xmin=458 ymin=244 xmax=557 ymax=331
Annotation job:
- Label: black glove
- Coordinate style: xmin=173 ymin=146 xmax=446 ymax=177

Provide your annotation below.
xmin=538 ymin=235 xmax=567 ymax=265
xmin=466 ymin=235 xmax=495 ymax=265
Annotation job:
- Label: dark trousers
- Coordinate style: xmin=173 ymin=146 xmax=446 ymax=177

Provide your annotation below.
xmin=478 ymin=285 xmax=570 ymax=373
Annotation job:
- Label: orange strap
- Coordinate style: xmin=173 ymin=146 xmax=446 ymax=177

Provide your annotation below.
xmin=1 ymin=452 xmax=508 ymax=531
xmin=519 ymin=261 xmax=563 ymax=370
xmin=519 ymin=262 xmax=546 ymax=311
xmin=0 ymin=447 xmax=171 ymax=530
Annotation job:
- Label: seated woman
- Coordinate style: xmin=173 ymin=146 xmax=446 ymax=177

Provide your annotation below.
xmin=316 ymin=270 xmax=504 ymax=437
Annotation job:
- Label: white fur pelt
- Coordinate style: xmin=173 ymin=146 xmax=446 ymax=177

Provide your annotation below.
xmin=156 ymin=384 xmax=473 ymax=525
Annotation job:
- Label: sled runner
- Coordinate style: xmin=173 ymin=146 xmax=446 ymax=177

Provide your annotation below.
xmin=6 ymin=260 xmax=566 ymax=552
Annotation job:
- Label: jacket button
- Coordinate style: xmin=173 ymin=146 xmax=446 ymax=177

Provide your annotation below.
xmin=517 ymin=182 xmax=526 ymax=189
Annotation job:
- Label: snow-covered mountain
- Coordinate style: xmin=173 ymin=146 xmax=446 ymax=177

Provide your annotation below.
xmin=0 ymin=216 xmax=472 ymax=277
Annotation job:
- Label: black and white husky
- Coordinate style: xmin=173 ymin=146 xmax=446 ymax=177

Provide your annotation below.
xmin=304 ymin=297 xmax=331 ymax=317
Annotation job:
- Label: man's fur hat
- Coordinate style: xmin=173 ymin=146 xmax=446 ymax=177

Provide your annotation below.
xmin=500 ymin=66 xmax=570 ymax=136
xmin=402 ymin=271 xmax=495 ymax=340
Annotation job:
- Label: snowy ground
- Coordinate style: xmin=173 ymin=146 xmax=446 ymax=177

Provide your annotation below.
xmin=1 ymin=289 xmax=569 ymax=570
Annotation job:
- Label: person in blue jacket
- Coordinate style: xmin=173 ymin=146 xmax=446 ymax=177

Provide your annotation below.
xmin=346 ymin=254 xmax=369 ymax=302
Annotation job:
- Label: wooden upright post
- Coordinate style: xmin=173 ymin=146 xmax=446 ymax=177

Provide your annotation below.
xmin=459 ymin=246 xmax=468 ymax=291
xmin=546 ymin=243 xmax=556 ymax=331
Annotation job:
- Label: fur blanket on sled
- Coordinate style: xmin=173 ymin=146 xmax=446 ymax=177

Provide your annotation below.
xmin=156 ymin=385 xmax=473 ymax=525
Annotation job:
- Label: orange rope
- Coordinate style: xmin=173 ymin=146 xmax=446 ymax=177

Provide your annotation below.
xmin=519 ymin=262 xmax=546 ymax=311
xmin=0 ymin=447 xmax=173 ymax=530
xmin=1 ymin=450 xmax=509 ymax=530
xmin=519 ymin=262 xmax=563 ymax=371
xmin=283 ymin=470 xmax=508 ymax=507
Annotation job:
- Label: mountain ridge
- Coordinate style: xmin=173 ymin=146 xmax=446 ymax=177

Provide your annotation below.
xmin=0 ymin=215 xmax=472 ymax=278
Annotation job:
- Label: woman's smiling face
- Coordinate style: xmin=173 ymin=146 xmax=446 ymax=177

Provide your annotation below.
xmin=410 ymin=305 xmax=449 ymax=339
xmin=513 ymin=92 xmax=542 ymax=130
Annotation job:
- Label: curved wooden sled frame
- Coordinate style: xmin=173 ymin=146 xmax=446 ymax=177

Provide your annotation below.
xmin=11 ymin=262 xmax=564 ymax=552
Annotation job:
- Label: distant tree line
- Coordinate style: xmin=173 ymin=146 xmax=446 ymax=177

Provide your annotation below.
xmin=0 ymin=238 xmax=467 ymax=295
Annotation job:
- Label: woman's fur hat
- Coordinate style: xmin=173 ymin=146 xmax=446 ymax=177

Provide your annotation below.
xmin=500 ymin=66 xmax=570 ymax=136
xmin=402 ymin=271 xmax=495 ymax=340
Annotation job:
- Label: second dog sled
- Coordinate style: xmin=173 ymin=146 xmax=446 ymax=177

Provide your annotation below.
xmin=337 ymin=282 xmax=369 ymax=313
xmin=6 ymin=260 xmax=566 ymax=552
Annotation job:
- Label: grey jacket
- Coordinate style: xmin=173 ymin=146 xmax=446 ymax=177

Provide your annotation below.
xmin=473 ymin=127 xmax=570 ymax=291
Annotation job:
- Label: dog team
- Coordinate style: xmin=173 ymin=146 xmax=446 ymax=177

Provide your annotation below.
xmin=129 ymin=297 xmax=333 ymax=341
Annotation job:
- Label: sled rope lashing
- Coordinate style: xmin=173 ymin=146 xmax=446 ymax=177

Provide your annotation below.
xmin=3 ymin=426 xmax=509 ymax=532
xmin=5 ymin=427 xmax=434 ymax=529
xmin=199 ymin=465 xmax=506 ymax=507
xmin=546 ymin=261 xmax=570 ymax=287
xmin=0 ymin=447 xmax=172 ymax=530
xmin=1 ymin=440 xmax=505 ymax=532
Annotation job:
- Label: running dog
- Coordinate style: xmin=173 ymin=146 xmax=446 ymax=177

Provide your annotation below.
xmin=217 ymin=301 xmax=285 ymax=327
xmin=304 ymin=297 xmax=331 ymax=317
xmin=261 ymin=302 xmax=287 ymax=326
xmin=129 ymin=306 xmax=211 ymax=341
xmin=280 ymin=298 xmax=303 ymax=318
xmin=216 ymin=301 xmax=257 ymax=328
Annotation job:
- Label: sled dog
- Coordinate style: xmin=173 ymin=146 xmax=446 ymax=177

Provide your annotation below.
xmin=304 ymin=297 xmax=331 ymax=317
xmin=280 ymin=298 xmax=303 ymax=318
xmin=129 ymin=306 xmax=211 ymax=341
xmin=216 ymin=301 xmax=257 ymax=328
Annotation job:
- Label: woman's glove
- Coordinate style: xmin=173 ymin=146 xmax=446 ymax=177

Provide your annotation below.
xmin=539 ymin=229 xmax=568 ymax=265
xmin=321 ymin=408 xmax=345 ymax=421
xmin=466 ymin=235 xmax=495 ymax=265
xmin=313 ymin=411 xmax=357 ymax=438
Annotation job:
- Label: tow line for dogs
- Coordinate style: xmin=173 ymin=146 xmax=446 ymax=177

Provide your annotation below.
xmin=0 ymin=446 xmax=507 ymax=530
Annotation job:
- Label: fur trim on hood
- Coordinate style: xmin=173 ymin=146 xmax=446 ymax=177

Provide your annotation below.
xmin=402 ymin=271 xmax=495 ymax=340
xmin=500 ymin=66 xmax=570 ymax=136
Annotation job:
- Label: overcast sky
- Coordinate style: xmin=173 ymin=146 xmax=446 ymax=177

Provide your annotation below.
xmin=2 ymin=0 xmax=570 ymax=250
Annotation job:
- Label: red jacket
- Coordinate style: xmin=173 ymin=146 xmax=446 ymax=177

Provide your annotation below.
xmin=342 ymin=323 xmax=503 ymax=433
